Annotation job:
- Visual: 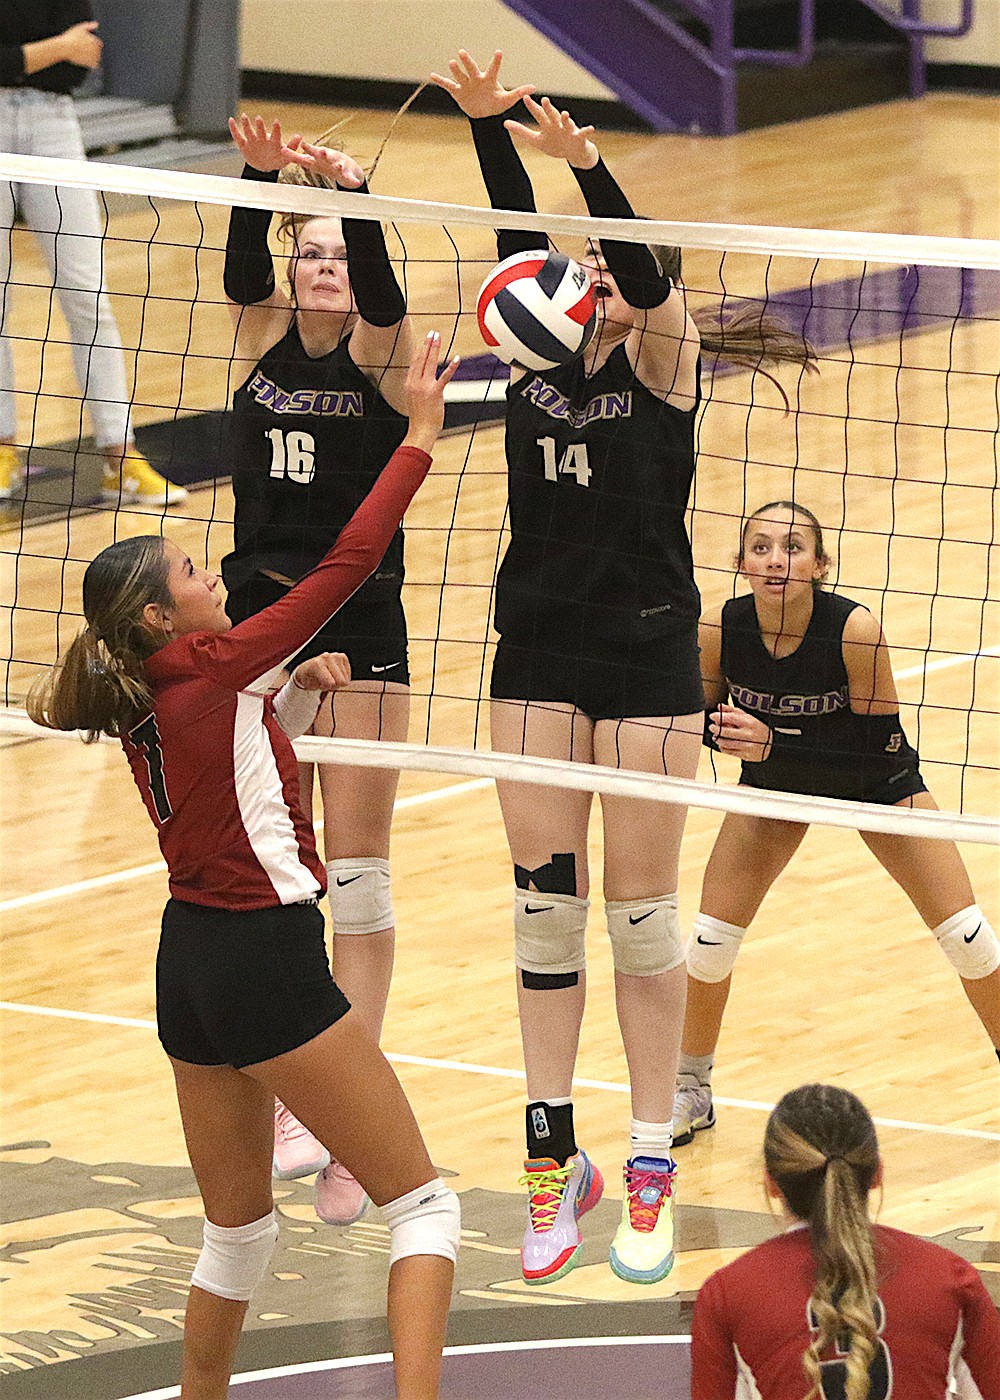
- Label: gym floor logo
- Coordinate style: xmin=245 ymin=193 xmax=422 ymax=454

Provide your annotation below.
xmin=1 ymin=1146 xmax=997 ymax=1391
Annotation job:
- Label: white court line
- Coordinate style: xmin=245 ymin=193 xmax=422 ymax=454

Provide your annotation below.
xmin=894 ymin=643 xmax=1000 ymax=682
xmin=124 ymin=1336 xmax=691 ymax=1400
xmin=2 ymin=999 xmax=997 ymax=1144
xmin=0 ymin=778 xmax=493 ymax=915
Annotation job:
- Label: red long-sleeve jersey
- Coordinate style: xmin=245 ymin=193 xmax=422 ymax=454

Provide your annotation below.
xmin=120 ymin=444 xmax=431 ymax=910
xmin=691 ymin=1223 xmax=1000 ymax=1400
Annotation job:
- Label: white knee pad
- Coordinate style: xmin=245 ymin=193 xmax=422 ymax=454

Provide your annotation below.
xmin=686 ymin=913 xmax=747 ymax=983
xmin=933 ymin=905 xmax=1000 ymax=980
xmin=382 ymin=1178 xmax=461 ymax=1267
xmin=191 ymin=1210 xmax=278 ymax=1302
xmin=606 ymin=893 xmax=684 ymax=977
xmin=514 ymin=890 xmax=589 ymax=975
xmin=326 ymin=858 xmax=393 ymax=935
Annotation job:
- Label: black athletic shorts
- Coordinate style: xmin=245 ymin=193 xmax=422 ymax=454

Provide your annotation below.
xmin=156 ymin=898 xmax=351 ymax=1068
xmin=226 ymin=572 xmax=409 ymax=684
xmin=740 ymin=762 xmax=929 ymax=806
xmin=491 ymin=623 xmax=704 ymax=722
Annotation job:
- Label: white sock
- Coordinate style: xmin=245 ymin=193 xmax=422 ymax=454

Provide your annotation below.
xmin=678 ymin=1051 xmax=714 ymax=1088
xmin=630 ymin=1117 xmax=673 ymax=1162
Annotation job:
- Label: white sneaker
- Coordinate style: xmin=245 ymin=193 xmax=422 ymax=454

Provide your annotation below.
xmin=672 ymin=1081 xmax=716 ymax=1147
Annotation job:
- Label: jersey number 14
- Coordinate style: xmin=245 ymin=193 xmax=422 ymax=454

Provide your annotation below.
xmin=538 ymin=437 xmax=591 ymax=487
xmin=267 ymin=429 xmax=316 ymax=484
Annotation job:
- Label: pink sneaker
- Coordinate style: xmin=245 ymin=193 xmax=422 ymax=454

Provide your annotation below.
xmin=315 ymin=1160 xmax=370 ymax=1226
xmin=273 ymin=1100 xmax=330 ymax=1180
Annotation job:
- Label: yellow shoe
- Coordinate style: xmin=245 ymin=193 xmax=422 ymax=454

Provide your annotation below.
xmin=0 ymin=443 xmax=24 ymax=500
xmin=102 ymin=451 xmax=188 ymax=509
xmin=609 ymin=1156 xmax=676 ymax=1284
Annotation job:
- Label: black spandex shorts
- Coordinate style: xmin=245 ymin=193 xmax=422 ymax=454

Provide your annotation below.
xmin=740 ymin=762 xmax=928 ymax=807
xmin=226 ymin=572 xmax=409 ymax=684
xmin=491 ymin=624 xmax=704 ymax=722
xmin=156 ymin=898 xmax=350 ymax=1068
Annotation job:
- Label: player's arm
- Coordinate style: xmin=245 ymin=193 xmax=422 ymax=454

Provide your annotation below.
xmin=279 ymin=140 xmax=413 ymax=412
xmin=690 ymin=1272 xmax=740 ymax=1399
xmin=842 ymin=605 xmax=900 ymax=715
xmin=273 ymin=653 xmax=352 ymax=739
xmin=954 ymin=1258 xmax=1000 ymax=1400
xmin=14 ymin=20 xmax=103 ymax=79
xmin=187 ymin=334 xmax=459 ymax=691
xmin=699 ymin=606 xmax=728 ymax=709
xmin=223 ymin=115 xmax=296 ymax=362
xmin=506 ymin=97 xmax=699 ymax=409
xmin=700 ymin=607 xmax=772 ymax=762
xmin=430 ymin=49 xmax=544 ymax=263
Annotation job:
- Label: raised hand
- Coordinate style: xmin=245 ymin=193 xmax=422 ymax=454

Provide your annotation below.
xmin=505 ymin=95 xmax=599 ymax=170
xmin=429 ymin=48 xmax=534 ymax=120
xmin=402 ymin=332 xmax=461 ymax=451
xmin=708 ymin=703 xmax=774 ymax=763
xmin=60 ymin=21 xmax=103 ymax=69
xmin=291 ymin=652 xmax=352 ymax=692
xmin=228 ymin=114 xmax=300 ymax=173
xmin=279 ymin=140 xmax=366 ymax=189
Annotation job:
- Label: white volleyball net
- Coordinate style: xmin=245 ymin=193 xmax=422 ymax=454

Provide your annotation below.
xmin=1 ymin=152 xmax=998 ymax=846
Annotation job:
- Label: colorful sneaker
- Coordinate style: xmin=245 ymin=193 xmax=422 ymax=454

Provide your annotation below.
xmin=272 ymin=1100 xmax=330 ymax=1181
xmin=0 ymin=443 xmax=23 ymax=501
xmin=519 ymin=1149 xmax=604 ymax=1285
xmin=102 ymin=451 xmax=188 ymax=509
xmin=609 ymin=1156 xmax=677 ymax=1284
xmin=672 ymin=1081 xmax=716 ymax=1147
xmin=315 ymin=1159 xmax=370 ymax=1226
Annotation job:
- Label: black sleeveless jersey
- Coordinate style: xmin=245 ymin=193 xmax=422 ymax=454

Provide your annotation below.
xmin=720 ymin=590 xmax=920 ymax=798
xmin=222 ymin=325 xmax=407 ymax=600
xmin=495 ymin=344 xmax=700 ymax=649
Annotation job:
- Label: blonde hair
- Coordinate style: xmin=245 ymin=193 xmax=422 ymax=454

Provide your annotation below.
xmin=27 ymin=536 xmax=171 ymax=741
xmin=764 ymin=1085 xmax=881 ymax=1400
xmin=649 ymin=242 xmax=818 ymax=406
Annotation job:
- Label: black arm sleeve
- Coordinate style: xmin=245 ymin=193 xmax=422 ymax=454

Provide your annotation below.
xmin=0 ymin=45 xmax=26 ymax=86
xmin=570 ymin=158 xmax=672 ymax=310
xmin=223 ymin=166 xmax=279 ymax=306
xmin=341 ymin=180 xmax=406 ymax=328
xmin=470 ymin=114 xmax=548 ymax=261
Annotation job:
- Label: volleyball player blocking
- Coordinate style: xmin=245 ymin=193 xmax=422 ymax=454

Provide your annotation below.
xmin=223 ymin=114 xmax=413 ymax=1225
xmin=432 ymin=49 xmax=813 ymax=1287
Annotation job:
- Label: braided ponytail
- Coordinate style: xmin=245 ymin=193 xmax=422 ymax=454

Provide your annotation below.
xmin=764 ymin=1085 xmax=881 ymax=1400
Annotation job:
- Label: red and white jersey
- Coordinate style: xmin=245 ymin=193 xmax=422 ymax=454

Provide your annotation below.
xmin=691 ymin=1223 xmax=1000 ymax=1400
xmin=121 ymin=445 xmax=431 ymax=911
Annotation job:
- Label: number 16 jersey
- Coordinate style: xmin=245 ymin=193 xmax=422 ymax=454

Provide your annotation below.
xmin=223 ymin=324 xmax=407 ymax=601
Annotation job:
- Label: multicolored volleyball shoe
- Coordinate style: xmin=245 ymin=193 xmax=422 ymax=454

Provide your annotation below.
xmin=519 ymin=1149 xmax=604 ymax=1285
xmin=609 ymin=1156 xmax=677 ymax=1284
xmin=672 ymin=1081 xmax=716 ymax=1147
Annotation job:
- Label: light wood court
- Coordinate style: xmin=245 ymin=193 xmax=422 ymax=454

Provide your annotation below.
xmin=1 ymin=92 xmax=998 ymax=1392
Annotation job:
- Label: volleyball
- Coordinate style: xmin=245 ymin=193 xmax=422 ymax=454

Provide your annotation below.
xmin=476 ymin=249 xmax=598 ymax=371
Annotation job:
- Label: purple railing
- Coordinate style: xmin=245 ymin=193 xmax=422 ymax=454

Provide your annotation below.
xmin=499 ymin=0 xmax=975 ymax=132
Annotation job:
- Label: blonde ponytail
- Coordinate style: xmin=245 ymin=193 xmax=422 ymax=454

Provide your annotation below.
xmin=764 ymin=1085 xmax=881 ymax=1400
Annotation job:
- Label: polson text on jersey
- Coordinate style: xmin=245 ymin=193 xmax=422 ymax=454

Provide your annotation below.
xmin=247 ymin=372 xmax=364 ymax=417
xmin=729 ymin=681 xmax=850 ymax=717
xmin=521 ymin=377 xmax=632 ymax=428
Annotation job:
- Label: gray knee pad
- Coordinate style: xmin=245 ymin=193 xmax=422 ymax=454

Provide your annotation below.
xmin=327 ymin=858 xmax=393 ymax=935
xmin=191 ymin=1210 xmax=278 ymax=1301
xmin=606 ymin=894 xmax=684 ymax=976
xmin=514 ymin=890 xmax=589 ymax=978
xmin=933 ymin=905 xmax=1000 ymax=980
xmin=686 ymin=913 xmax=747 ymax=983
xmin=382 ymin=1178 xmax=461 ymax=1267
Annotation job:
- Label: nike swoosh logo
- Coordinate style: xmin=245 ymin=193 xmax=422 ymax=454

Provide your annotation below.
xmin=697 ymin=935 xmax=723 ymax=945
xmin=629 ymin=911 xmax=655 ymax=925
xmin=371 ymin=661 xmax=401 ymax=673
xmin=525 ymin=904 xmax=554 ymax=914
xmin=964 ymin=923 xmax=982 ymax=945
xmin=336 ymin=874 xmax=364 ymax=886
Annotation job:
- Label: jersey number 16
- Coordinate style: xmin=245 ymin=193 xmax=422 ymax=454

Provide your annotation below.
xmin=267 ymin=429 xmax=316 ymax=484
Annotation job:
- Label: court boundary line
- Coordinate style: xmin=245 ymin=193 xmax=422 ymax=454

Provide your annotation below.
xmin=2 ymin=999 xmax=997 ymax=1143
xmin=124 ymin=1336 xmax=692 ymax=1400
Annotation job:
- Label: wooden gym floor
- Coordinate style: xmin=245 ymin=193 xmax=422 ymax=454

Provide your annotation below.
xmin=0 ymin=92 xmax=997 ymax=1396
